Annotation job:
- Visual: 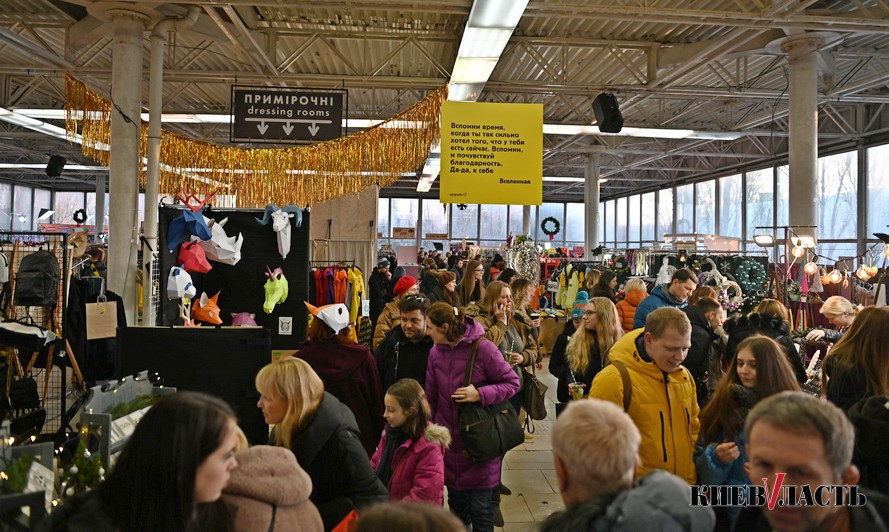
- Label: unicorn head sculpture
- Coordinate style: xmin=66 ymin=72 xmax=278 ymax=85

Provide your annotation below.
xmin=263 ymin=266 xmax=289 ymax=314
xmin=166 ymin=265 xmax=197 ymax=300
xmin=256 ymin=205 xmax=303 ymax=259
xmin=192 ymin=291 xmax=223 ymax=325
xmin=197 ymin=216 xmax=243 ymax=265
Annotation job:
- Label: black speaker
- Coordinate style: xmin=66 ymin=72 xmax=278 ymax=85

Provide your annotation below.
xmin=46 ymin=155 xmax=66 ymax=177
xmin=592 ymin=93 xmax=623 ymax=133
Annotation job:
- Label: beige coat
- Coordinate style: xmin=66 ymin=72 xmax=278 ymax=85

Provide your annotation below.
xmin=373 ymin=299 xmax=401 ymax=350
xmin=222 ymin=445 xmax=323 ymax=532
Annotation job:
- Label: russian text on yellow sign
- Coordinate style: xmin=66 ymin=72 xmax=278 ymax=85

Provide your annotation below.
xmin=440 ymin=101 xmax=542 ymax=206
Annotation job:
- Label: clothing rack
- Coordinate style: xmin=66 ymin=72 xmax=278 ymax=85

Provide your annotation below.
xmin=310 ymin=260 xmax=355 ymax=267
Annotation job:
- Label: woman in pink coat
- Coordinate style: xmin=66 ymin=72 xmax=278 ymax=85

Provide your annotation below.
xmin=370 ymin=378 xmax=451 ymax=503
xmin=424 ymin=303 xmax=520 ymax=532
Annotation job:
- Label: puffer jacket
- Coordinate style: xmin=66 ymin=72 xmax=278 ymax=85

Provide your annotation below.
xmin=540 ymin=470 xmax=715 ymax=532
xmin=617 ymin=289 xmax=647 ymax=333
xmin=588 ymin=329 xmax=700 ymax=485
xmin=373 ymin=299 xmax=401 ymax=350
xmin=370 ymin=424 xmax=452 ymax=503
xmin=633 ymin=284 xmax=687 ymax=329
xmin=425 ymin=316 xmax=520 ymax=491
xmin=222 ymin=446 xmax=323 ymax=532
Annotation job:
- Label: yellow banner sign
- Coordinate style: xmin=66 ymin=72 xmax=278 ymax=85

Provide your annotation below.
xmin=440 ymin=101 xmax=542 ymax=205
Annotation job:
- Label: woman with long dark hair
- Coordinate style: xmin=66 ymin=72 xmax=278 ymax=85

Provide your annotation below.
xmin=457 ymin=260 xmax=486 ymax=305
xmin=590 ymin=270 xmax=618 ymax=302
xmin=694 ymin=335 xmax=799 ymax=526
xmin=40 ymin=392 xmax=240 ymax=532
xmin=429 ymin=271 xmax=460 ymax=306
xmin=823 ymin=305 xmax=889 ymax=411
xmin=256 ymin=356 xmax=387 ymax=529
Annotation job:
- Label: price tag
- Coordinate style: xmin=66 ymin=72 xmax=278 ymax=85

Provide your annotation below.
xmin=361 ymin=299 xmax=370 ymax=317
xmin=24 ymin=461 xmax=54 ymax=515
xmin=110 ymin=407 xmax=151 ymax=446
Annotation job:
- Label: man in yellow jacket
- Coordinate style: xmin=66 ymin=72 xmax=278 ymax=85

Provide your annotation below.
xmin=589 ymin=307 xmax=700 ymax=485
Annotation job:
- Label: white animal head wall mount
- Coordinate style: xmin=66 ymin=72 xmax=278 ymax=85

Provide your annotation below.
xmin=196 ymin=216 xmax=243 ymax=265
xmin=256 ymin=205 xmax=303 ymax=259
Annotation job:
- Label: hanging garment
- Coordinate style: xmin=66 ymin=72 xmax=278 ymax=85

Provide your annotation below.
xmin=348 ymin=267 xmax=365 ymax=324
xmin=333 ymin=268 xmax=348 ymax=304
xmin=325 ymin=268 xmax=335 ymax=305
xmin=313 ymin=269 xmax=325 ymax=307
xmin=556 ymin=269 xmax=568 ymax=309
xmin=65 ymin=279 xmax=127 ymax=382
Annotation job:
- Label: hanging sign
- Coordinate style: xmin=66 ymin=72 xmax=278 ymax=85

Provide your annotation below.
xmin=230 ymin=86 xmax=347 ymax=144
xmin=392 ymin=227 xmax=416 ymax=238
xmin=426 ymin=233 xmax=448 ymax=240
xmin=440 ymin=101 xmax=542 ymax=205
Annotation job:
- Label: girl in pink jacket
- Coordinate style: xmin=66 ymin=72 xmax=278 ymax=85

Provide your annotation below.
xmin=370 ymin=378 xmax=451 ymax=504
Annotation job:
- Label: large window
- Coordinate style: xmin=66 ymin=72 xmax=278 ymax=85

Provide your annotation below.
xmin=868 ymin=145 xmax=889 ymax=236
xmin=422 ymin=199 xmax=448 ymax=237
xmin=565 ymin=203 xmax=585 ymax=243
xmin=657 ymin=189 xmax=673 ymax=241
xmin=451 ymin=203 xmax=478 ymax=239
xmin=12 ymin=186 xmax=31 ymax=231
xmin=628 ymin=195 xmax=640 ymax=243
xmin=480 ymin=204 xmax=507 ymax=240
xmin=377 ymin=198 xmax=389 ymax=238
xmin=719 ymin=174 xmax=742 ymax=238
xmin=508 ymin=205 xmax=529 ymax=237
xmin=0 ymin=184 xmax=10 ymax=230
xmin=390 ymin=198 xmax=419 ymax=236
xmin=777 ymin=165 xmax=789 ymax=228
xmin=32 ymin=189 xmax=52 ymax=228
xmin=605 ymin=200 xmax=615 ymax=244
xmin=641 ymin=192 xmax=655 ymax=242
xmin=746 ymin=168 xmax=773 ymax=240
xmin=695 ymin=180 xmax=715 ymax=234
xmin=86 ymin=192 xmax=110 ymax=227
xmin=818 ymin=151 xmax=857 ymax=239
xmin=615 ymin=196 xmax=627 ymax=245
xmin=54 ymin=192 xmax=85 ymax=228
xmin=675 ymin=184 xmax=694 ymax=234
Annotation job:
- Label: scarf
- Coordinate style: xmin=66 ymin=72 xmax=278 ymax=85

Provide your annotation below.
xmin=375 ymin=424 xmax=408 ymax=486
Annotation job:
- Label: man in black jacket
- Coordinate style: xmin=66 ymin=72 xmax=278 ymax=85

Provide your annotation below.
xmin=682 ymin=296 xmax=724 ymax=408
xmin=374 ymin=294 xmax=433 ymax=391
xmin=368 ymin=259 xmax=390 ymax=328
xmin=734 ymin=391 xmax=889 ymax=532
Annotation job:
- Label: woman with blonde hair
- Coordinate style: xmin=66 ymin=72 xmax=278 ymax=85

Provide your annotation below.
xmin=823 ymin=306 xmax=889 ymax=411
xmin=582 ymin=268 xmax=602 ymax=293
xmin=457 ymin=259 xmax=486 ymax=304
xmin=255 ymin=356 xmax=387 ymax=530
xmin=806 ymin=295 xmax=860 ymax=343
xmin=558 ymin=297 xmax=623 ymax=401
xmin=753 ymin=298 xmax=790 ymax=322
xmin=616 ymin=278 xmax=647 ymax=332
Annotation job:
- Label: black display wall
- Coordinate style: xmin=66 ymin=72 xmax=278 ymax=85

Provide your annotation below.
xmin=158 ymin=205 xmax=310 ymax=348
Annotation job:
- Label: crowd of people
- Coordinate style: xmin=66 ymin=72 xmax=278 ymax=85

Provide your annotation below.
xmin=39 ymin=250 xmax=889 ymax=532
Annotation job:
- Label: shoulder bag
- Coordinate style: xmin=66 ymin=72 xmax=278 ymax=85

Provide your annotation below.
xmin=522 ymin=361 xmax=549 ymax=432
xmin=457 ymin=339 xmax=524 ymax=463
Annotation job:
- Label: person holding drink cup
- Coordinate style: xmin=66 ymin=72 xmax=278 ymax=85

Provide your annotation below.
xmin=563 ymin=296 xmax=624 ymax=403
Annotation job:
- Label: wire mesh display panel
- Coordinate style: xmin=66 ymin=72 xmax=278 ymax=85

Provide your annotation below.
xmin=0 ymin=232 xmax=69 ymax=435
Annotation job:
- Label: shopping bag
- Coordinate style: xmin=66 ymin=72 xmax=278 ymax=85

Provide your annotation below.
xmin=86 ymin=297 xmax=118 ymax=340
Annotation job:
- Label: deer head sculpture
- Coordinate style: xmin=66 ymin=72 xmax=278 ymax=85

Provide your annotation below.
xmin=256 ymin=205 xmax=303 ymax=259
xmin=167 ymin=189 xmax=217 ymax=250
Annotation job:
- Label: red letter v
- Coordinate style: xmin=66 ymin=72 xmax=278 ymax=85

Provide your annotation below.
xmin=763 ymin=473 xmax=786 ymax=511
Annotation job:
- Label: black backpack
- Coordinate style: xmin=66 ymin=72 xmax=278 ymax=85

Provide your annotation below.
xmin=15 ymin=251 xmax=60 ymax=307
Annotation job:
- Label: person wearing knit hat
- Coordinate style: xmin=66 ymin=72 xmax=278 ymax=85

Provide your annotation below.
xmin=429 ymin=270 xmax=459 ymax=307
xmin=373 ymin=276 xmax=420 ymax=349
xmin=572 ymin=291 xmax=590 ymax=320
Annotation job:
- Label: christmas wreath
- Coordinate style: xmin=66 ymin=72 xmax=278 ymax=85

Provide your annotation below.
xmin=73 ymin=208 xmax=87 ymax=224
xmin=540 ymin=216 xmax=561 ymax=240
xmin=734 ymin=259 xmax=768 ymax=295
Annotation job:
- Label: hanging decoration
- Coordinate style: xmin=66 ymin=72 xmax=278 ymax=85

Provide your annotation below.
xmin=508 ymin=238 xmax=540 ymax=281
xmin=540 ymin=217 xmax=560 ymax=240
xmin=734 ymin=259 xmax=768 ymax=295
xmin=72 ymin=209 xmax=87 ymax=224
xmin=66 ymin=74 xmax=447 ymax=208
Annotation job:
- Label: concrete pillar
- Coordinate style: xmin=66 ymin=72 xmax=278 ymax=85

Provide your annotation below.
xmin=95 ymin=173 xmax=106 ymax=237
xmin=584 ymin=154 xmax=600 ymax=255
xmin=522 ymin=205 xmax=531 ymax=237
xmin=782 ymin=34 xmax=826 ymax=242
xmin=108 ymin=12 xmax=144 ymax=325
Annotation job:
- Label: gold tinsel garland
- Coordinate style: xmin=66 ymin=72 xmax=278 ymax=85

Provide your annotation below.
xmin=65 ymin=74 xmax=446 ymax=207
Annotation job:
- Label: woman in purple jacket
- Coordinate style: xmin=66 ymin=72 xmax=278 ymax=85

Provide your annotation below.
xmin=424 ymin=302 xmax=520 ymax=532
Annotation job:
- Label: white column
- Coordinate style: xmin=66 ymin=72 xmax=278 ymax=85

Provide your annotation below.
xmin=783 ymin=35 xmax=821 ymax=241
xmin=95 ymin=174 xmax=106 ymax=237
xmin=522 ymin=205 xmax=531 ymax=237
xmin=108 ymin=12 xmax=144 ymax=325
xmin=584 ymin=154 xmax=600 ymax=255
